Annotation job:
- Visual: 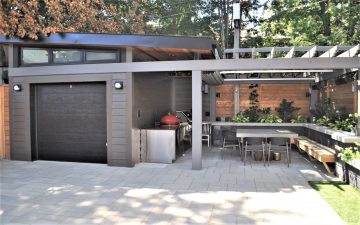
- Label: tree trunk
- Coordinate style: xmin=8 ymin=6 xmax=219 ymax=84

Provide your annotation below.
xmin=319 ymin=0 xmax=331 ymax=40
xmin=347 ymin=0 xmax=355 ymax=40
xmin=224 ymin=0 xmax=230 ymax=49
xmin=218 ymin=1 xmax=226 ymax=56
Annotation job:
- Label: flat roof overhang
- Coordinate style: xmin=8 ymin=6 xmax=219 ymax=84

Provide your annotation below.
xmin=0 ymin=33 xmax=217 ymax=51
xmin=0 ymin=33 xmax=218 ymax=61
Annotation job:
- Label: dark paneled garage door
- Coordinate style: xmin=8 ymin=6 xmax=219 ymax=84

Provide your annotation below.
xmin=33 ymin=82 xmax=107 ymax=163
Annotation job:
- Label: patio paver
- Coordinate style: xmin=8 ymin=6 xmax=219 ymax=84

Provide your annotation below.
xmin=0 ymin=147 xmax=345 ymax=225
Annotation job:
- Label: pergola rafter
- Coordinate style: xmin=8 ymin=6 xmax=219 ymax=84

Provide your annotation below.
xmin=222 ymin=45 xmax=360 ymax=84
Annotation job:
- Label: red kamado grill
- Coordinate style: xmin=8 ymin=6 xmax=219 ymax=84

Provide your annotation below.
xmin=160 ymin=113 xmax=180 ymax=129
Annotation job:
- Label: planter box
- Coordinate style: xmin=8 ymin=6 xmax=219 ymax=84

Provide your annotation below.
xmin=335 ymin=159 xmax=360 ymax=190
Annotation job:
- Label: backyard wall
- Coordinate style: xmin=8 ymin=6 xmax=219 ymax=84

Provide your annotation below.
xmin=0 ymin=84 xmax=10 ymax=159
xmin=320 ymin=81 xmax=356 ymax=113
xmin=132 ymin=73 xmax=173 ymax=129
xmin=216 ymin=84 xmax=311 ymax=118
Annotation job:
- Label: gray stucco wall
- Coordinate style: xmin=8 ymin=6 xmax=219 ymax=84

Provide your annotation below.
xmin=132 ymin=73 xmax=173 ymax=128
xmin=9 ymin=73 xmax=132 ymax=167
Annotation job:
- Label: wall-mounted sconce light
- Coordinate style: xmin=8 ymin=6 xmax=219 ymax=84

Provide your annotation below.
xmin=216 ymin=93 xmax=221 ymax=98
xmin=13 ymin=84 xmax=22 ymax=92
xmin=315 ymin=74 xmax=320 ymax=83
xmin=352 ymin=83 xmax=359 ymax=92
xmin=114 ymin=81 xmax=123 ymax=89
xmin=305 ymin=92 xmax=311 ymax=98
xmin=202 ymin=84 xmax=209 ymax=94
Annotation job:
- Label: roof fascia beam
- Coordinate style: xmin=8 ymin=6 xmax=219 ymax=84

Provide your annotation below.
xmin=9 ymin=57 xmax=360 ymax=77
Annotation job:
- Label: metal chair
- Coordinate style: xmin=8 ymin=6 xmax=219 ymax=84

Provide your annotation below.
xmin=222 ymin=130 xmax=241 ymax=159
xmin=244 ymin=137 xmax=266 ymax=166
xmin=201 ymin=123 xmax=211 ymax=147
xmin=267 ymin=137 xmax=291 ymax=167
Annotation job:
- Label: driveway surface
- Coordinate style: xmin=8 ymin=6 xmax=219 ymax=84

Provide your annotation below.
xmin=0 ymin=147 xmax=345 ymax=225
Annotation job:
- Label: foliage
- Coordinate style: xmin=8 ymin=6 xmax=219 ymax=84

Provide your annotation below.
xmin=309 ymin=181 xmax=360 ymax=225
xmin=316 ymin=113 xmax=358 ymax=133
xmin=311 ymin=98 xmax=344 ymax=121
xmin=242 ymin=84 xmax=272 ymax=122
xmin=328 ymin=113 xmax=359 ymax=132
xmin=275 ymin=99 xmax=300 ymax=122
xmin=261 ymin=0 xmax=360 ymax=46
xmin=257 ymin=114 xmax=282 ymax=123
xmin=291 ymin=115 xmax=307 ymax=123
xmin=232 ymin=114 xmax=250 ymax=123
xmin=338 ymin=142 xmax=360 ymax=163
xmin=0 ymin=0 xmax=146 ymax=39
xmin=315 ymin=116 xmax=332 ymax=127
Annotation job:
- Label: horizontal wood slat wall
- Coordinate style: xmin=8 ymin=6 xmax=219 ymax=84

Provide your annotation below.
xmin=0 ymin=85 xmax=10 ymax=159
xmin=216 ymin=84 xmax=234 ymax=117
xmin=320 ymin=82 xmax=356 ymax=113
xmin=216 ymin=84 xmax=311 ymax=118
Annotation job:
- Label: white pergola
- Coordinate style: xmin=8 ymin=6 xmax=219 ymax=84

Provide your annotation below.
xmin=10 ymin=45 xmax=360 ymax=170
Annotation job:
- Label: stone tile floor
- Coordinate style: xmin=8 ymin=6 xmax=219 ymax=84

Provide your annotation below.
xmin=0 ymin=147 xmax=345 ymax=225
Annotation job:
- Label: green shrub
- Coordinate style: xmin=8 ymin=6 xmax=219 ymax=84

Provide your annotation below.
xmin=232 ymin=114 xmax=250 ymax=123
xmin=311 ymin=98 xmax=346 ymax=121
xmin=328 ymin=113 xmax=358 ymax=132
xmin=316 ymin=113 xmax=358 ymax=133
xmin=338 ymin=143 xmax=360 ymax=162
xmin=257 ymin=114 xmax=283 ymax=123
xmin=275 ymin=99 xmax=300 ymax=122
xmin=291 ymin=115 xmax=307 ymax=123
xmin=316 ymin=116 xmax=332 ymax=127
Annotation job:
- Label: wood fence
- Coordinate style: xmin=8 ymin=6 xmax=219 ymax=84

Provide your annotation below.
xmin=0 ymin=85 xmax=10 ymax=159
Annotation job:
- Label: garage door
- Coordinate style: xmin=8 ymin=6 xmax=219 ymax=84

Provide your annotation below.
xmin=32 ymin=82 xmax=107 ymax=163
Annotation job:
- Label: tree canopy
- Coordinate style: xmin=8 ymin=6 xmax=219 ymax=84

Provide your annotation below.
xmin=0 ymin=0 xmax=145 ymax=39
xmin=261 ymin=0 xmax=360 ymax=46
xmin=0 ymin=0 xmax=359 ymax=47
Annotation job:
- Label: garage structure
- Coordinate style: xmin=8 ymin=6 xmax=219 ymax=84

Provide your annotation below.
xmin=1 ymin=33 xmax=218 ymax=166
xmin=1 ymin=33 xmax=359 ymax=170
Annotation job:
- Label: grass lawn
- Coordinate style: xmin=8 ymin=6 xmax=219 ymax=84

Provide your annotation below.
xmin=309 ymin=181 xmax=360 ymax=225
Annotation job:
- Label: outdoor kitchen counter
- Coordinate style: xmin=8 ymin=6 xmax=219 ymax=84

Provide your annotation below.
xmin=209 ymin=122 xmax=360 ymax=144
xmin=141 ymin=124 xmax=191 ymax=164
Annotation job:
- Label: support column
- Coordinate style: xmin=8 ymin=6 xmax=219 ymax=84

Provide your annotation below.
xmin=357 ymin=71 xmax=360 ymax=135
xmin=192 ymin=70 xmax=202 ymax=170
xmin=209 ymin=85 xmax=216 ymax=122
xmin=234 ymin=85 xmax=239 ymax=115
xmin=233 ymin=1 xmax=240 ymax=115
xmin=310 ymin=86 xmax=319 ymax=123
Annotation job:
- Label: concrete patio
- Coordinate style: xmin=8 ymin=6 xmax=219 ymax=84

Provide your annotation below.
xmin=0 ymin=147 xmax=345 ymax=225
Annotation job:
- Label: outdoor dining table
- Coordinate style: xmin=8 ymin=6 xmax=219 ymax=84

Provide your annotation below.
xmin=236 ymin=129 xmax=299 ymax=162
xmin=236 ymin=129 xmax=299 ymax=140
